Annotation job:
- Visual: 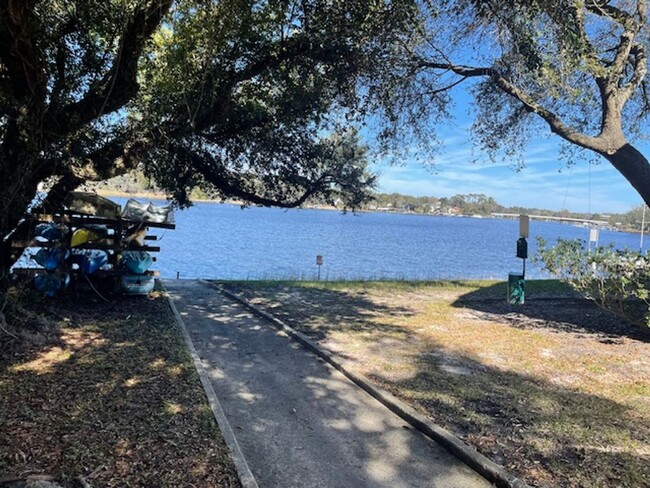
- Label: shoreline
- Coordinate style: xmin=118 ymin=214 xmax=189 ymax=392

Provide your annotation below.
xmin=95 ymin=190 xmax=640 ymax=234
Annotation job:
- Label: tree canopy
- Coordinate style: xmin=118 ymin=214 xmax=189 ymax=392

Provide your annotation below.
xmin=3 ymin=0 xmax=649 ymax=275
xmin=376 ymin=0 xmax=650 ymax=205
xmin=0 ymin=0 xmax=415 ymax=271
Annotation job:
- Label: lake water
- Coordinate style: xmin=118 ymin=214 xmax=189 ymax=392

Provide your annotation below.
xmin=135 ymin=201 xmax=647 ymax=281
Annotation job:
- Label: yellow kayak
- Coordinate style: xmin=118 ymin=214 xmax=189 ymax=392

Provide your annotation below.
xmin=71 ymin=228 xmax=103 ymax=247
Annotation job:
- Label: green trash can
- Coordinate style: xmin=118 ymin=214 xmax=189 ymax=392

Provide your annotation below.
xmin=508 ymin=272 xmax=525 ymax=304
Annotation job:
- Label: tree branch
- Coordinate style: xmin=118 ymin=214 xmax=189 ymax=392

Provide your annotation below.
xmin=183 ymin=146 xmax=328 ymax=208
xmin=49 ymin=0 xmax=172 ymax=138
xmin=416 ymin=59 xmax=599 ymax=150
xmin=48 ymin=17 xmax=78 ymax=108
xmin=569 ymin=2 xmax=605 ymax=79
xmin=621 ymin=44 xmax=648 ymax=101
xmin=585 ymin=1 xmax=635 ymax=24
xmin=586 ymin=0 xmax=645 ymax=84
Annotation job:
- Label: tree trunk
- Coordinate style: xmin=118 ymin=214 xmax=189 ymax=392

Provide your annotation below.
xmin=603 ymin=143 xmax=650 ymax=208
xmin=0 ymin=190 xmax=36 ymax=277
xmin=0 ymin=154 xmax=40 ymax=278
xmin=0 ymin=173 xmax=84 ymax=278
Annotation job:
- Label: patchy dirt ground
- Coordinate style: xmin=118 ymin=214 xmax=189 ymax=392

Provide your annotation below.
xmin=0 ymin=289 xmax=240 ymax=488
xmin=222 ymin=280 xmax=650 ymax=488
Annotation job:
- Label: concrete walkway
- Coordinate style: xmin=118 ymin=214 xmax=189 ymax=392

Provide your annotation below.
xmin=165 ymin=280 xmax=493 ymax=488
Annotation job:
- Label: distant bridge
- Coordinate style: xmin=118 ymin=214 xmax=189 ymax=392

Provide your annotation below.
xmin=491 ymin=213 xmax=610 ymax=226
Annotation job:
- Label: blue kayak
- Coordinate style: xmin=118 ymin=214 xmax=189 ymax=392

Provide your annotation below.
xmin=121 ymin=251 xmax=153 ymax=275
xmin=34 ymin=272 xmax=70 ymax=297
xmin=35 ymin=223 xmax=64 ymax=241
xmin=120 ymin=274 xmax=155 ymax=294
xmin=82 ymin=251 xmax=108 ymax=275
xmin=34 ymin=248 xmax=70 ymax=270
xmin=72 ymin=250 xmax=108 ymax=275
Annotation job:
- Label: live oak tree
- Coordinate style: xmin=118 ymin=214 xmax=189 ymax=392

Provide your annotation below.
xmin=379 ymin=0 xmax=650 ymax=204
xmin=0 ymin=0 xmax=414 ymax=275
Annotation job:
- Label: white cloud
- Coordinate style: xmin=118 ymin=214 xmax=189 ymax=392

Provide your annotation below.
xmin=369 ymin=103 xmax=649 ymax=214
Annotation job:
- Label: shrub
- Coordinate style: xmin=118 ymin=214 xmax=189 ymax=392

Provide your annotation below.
xmin=536 ymin=237 xmax=650 ymax=327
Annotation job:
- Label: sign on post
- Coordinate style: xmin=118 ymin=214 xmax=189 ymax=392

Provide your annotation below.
xmin=519 ymin=214 xmax=530 ymax=238
xmin=516 ymin=237 xmax=528 ymax=259
xmin=588 ymin=227 xmax=600 ymax=253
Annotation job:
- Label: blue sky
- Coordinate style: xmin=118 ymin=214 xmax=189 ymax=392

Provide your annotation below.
xmin=370 ymin=93 xmax=646 ymax=215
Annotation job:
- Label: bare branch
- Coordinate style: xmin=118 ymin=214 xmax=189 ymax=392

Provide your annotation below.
xmin=585 ymin=1 xmax=635 ymax=24
xmin=621 ymin=44 xmax=648 ymax=101
xmin=586 ymin=0 xmax=645 ymax=86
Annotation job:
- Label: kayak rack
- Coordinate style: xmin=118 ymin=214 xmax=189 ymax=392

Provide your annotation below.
xmin=10 ymin=206 xmax=175 ymax=290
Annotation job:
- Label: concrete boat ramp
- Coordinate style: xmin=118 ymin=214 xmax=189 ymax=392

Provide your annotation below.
xmin=165 ymin=280 xmax=495 ymax=488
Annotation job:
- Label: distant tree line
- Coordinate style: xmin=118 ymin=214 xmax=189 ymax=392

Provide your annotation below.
xmin=364 ymin=193 xmax=647 ymax=233
xmin=367 ymin=193 xmax=501 ymax=216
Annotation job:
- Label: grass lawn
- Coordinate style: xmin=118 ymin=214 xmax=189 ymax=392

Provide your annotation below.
xmin=222 ymin=279 xmax=650 ymax=488
xmin=0 ymin=288 xmax=240 ymax=487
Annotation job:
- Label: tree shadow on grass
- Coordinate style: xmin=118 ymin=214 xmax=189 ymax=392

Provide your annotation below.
xmin=450 ymin=281 xmax=650 ymax=343
xmin=2 ymin=279 xmax=123 ymax=359
xmin=0 ymin=290 xmax=239 ymax=487
xmin=363 ymin=346 xmax=650 ymax=488
xmin=217 ymin=282 xmax=650 ymax=487
xmin=222 ymin=282 xmax=418 ymax=343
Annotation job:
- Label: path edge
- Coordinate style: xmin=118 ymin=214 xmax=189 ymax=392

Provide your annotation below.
xmin=210 ymin=281 xmax=531 ymax=488
xmin=162 ymin=282 xmax=259 ymax=488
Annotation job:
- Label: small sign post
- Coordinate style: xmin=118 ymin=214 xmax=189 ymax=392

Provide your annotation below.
xmin=316 ymin=255 xmax=323 ymax=281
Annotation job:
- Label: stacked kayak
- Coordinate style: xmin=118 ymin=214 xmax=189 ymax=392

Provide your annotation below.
xmin=31 ymin=224 xmax=71 ymax=297
xmin=70 ymin=225 xmax=108 ymax=247
xmin=122 ymin=251 xmax=153 ymax=274
xmin=122 ymin=199 xmax=174 ymax=224
xmin=34 ymin=248 xmax=69 ymax=270
xmin=35 ymin=273 xmax=70 ymax=297
xmin=120 ymin=274 xmax=155 ymax=294
xmin=120 ymin=251 xmax=154 ymax=294
xmin=64 ymin=192 xmax=120 ymax=219
xmin=71 ymin=250 xmax=109 ymax=275
xmin=35 ymin=223 xmax=64 ymax=241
